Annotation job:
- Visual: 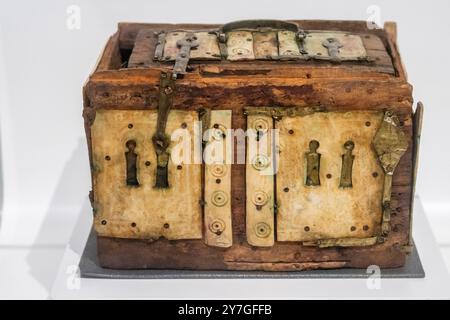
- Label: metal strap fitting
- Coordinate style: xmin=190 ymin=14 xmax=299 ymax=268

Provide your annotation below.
xmin=152 ymin=71 xmax=176 ymax=188
xmin=173 ymin=32 xmax=199 ymax=75
xmin=373 ymin=110 xmax=409 ymax=239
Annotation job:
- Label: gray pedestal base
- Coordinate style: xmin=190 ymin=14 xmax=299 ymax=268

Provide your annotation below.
xmin=79 ymin=229 xmax=425 ymax=279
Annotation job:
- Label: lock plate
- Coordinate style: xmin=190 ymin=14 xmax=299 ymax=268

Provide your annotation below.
xmin=160 ymin=31 xmax=221 ymax=61
xmin=159 ymin=29 xmax=368 ymax=63
xmin=276 ymin=111 xmax=384 ymax=242
xmin=91 ymin=109 xmax=202 ymax=240
xmin=304 ymin=31 xmax=367 ymax=61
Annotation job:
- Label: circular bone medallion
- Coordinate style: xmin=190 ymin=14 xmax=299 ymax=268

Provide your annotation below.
xmin=209 ymin=219 xmax=226 ymax=234
xmin=253 ymin=118 xmax=270 ymax=131
xmin=255 ymin=222 xmax=271 ymax=238
xmin=212 ymin=126 xmax=226 ymax=141
xmin=211 ymin=190 xmax=228 ymax=207
xmin=210 ymin=164 xmax=227 ymax=177
xmin=252 ymin=155 xmax=270 ymax=171
xmin=231 ymin=48 xmax=250 ymax=56
xmin=252 ymin=190 xmax=269 ymax=206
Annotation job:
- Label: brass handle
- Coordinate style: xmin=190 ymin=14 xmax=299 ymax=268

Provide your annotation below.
xmin=221 ymin=19 xmax=301 ymax=33
xmin=216 ymin=20 xmax=304 ymax=59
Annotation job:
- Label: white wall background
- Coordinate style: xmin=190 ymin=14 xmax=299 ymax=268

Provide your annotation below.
xmin=0 ymin=0 xmax=449 ymax=248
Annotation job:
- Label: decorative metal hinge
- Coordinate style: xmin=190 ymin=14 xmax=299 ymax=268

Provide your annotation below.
xmin=322 ymin=37 xmax=343 ymax=63
xmin=216 ymin=31 xmax=228 ymax=59
xmin=152 ymin=71 xmax=176 ymax=188
xmin=173 ymin=32 xmax=199 ymax=75
xmin=373 ymin=110 xmax=409 ymax=236
xmin=153 ymin=31 xmax=166 ymax=61
xmin=296 ymin=30 xmax=308 ymax=54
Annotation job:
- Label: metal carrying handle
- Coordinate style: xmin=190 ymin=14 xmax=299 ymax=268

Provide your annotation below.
xmin=216 ymin=20 xmax=304 ymax=58
xmin=220 ymin=19 xmax=301 ymax=33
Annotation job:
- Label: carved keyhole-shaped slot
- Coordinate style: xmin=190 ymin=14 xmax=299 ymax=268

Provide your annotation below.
xmin=125 ymin=139 xmax=139 ymax=186
xmin=322 ymin=37 xmax=343 ymax=61
xmin=340 ymin=140 xmax=355 ymax=188
xmin=255 ymin=130 xmax=265 ymax=142
xmin=305 ymin=140 xmax=321 ymax=186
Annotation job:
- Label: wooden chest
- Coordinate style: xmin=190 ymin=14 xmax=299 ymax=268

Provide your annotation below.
xmin=83 ymin=20 xmax=423 ymax=271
